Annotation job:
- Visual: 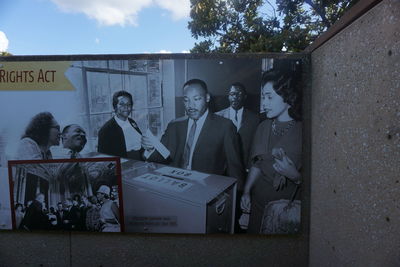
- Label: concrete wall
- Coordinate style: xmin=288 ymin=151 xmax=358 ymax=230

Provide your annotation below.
xmin=309 ymin=0 xmax=400 ymax=266
xmin=0 ymin=231 xmax=309 ymax=266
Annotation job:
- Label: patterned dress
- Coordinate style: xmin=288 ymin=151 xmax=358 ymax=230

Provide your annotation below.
xmin=247 ymin=119 xmax=302 ymax=233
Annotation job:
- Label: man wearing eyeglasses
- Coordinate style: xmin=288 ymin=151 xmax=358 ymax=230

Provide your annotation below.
xmin=98 ymin=90 xmax=143 ymax=160
xmin=216 ymin=83 xmax=259 ymax=170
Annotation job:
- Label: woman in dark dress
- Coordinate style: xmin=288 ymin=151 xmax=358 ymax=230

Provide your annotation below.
xmin=241 ymin=68 xmax=302 ymax=234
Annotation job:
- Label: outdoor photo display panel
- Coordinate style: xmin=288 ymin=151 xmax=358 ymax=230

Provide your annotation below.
xmin=0 ymin=55 xmax=304 ymax=234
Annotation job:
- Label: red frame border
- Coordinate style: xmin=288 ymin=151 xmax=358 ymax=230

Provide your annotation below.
xmin=7 ymin=157 xmax=124 ymax=232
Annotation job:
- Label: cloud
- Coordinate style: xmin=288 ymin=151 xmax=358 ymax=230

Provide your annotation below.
xmin=154 ymin=0 xmax=190 ymax=20
xmin=50 ymin=0 xmax=190 ymax=26
xmin=95 ymin=38 xmax=100 ymax=44
xmin=0 ymin=31 xmax=9 ymax=52
xmin=181 ymin=50 xmax=190 ymax=53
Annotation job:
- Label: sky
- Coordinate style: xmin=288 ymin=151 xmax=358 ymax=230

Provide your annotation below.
xmin=0 ymin=0 xmax=197 ymax=55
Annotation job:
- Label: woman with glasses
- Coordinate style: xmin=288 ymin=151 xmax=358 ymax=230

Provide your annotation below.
xmin=16 ymin=111 xmax=60 ymax=160
xmin=97 ymin=90 xmax=144 ymax=160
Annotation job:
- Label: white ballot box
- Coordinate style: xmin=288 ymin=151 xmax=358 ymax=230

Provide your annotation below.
xmin=121 ymin=160 xmax=237 ymax=234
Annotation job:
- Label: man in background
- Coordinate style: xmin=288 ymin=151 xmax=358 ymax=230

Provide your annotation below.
xmin=57 ymin=125 xmax=90 ymax=195
xmin=62 ymin=199 xmax=80 ymax=231
xmin=98 ymin=91 xmax=144 ymax=160
xmin=216 ymin=83 xmax=259 ymax=170
xmin=142 ymin=79 xmax=245 ymax=189
xmin=55 ymin=202 xmax=64 ymax=229
xmin=61 ymin=124 xmax=87 ymax=159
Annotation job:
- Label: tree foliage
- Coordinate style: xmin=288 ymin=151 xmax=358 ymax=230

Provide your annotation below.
xmin=188 ymin=0 xmax=359 ymax=53
xmin=1 ymin=51 xmax=12 ymax=56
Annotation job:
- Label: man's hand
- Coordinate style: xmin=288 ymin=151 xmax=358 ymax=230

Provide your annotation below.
xmin=240 ymin=193 xmax=251 ymax=213
xmin=141 ymin=135 xmax=155 ymax=151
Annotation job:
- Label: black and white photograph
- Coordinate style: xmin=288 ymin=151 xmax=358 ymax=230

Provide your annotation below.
xmin=0 ymin=56 xmax=303 ymax=234
xmin=8 ymin=158 xmax=123 ymax=232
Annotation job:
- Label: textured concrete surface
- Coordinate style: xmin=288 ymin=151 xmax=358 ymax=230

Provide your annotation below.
xmin=0 ymin=229 xmax=309 ymax=267
xmin=310 ymin=0 xmax=400 ymax=266
xmin=69 ymin=233 xmax=308 ymax=267
xmin=0 ymin=231 xmax=70 ymax=267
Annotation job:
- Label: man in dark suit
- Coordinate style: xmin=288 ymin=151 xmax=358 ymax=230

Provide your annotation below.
xmin=62 ymin=199 xmax=80 ymax=231
xmin=215 ymin=83 xmax=260 ymax=233
xmin=215 ymin=82 xmax=259 ymax=170
xmin=19 ymin=193 xmax=51 ymax=231
xmin=142 ymin=79 xmax=245 ymax=189
xmin=55 ymin=202 xmax=65 ymax=229
xmin=98 ymin=91 xmax=144 ymax=159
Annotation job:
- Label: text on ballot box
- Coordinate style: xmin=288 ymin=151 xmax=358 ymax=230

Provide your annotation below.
xmin=155 ymin=166 xmax=209 ymax=181
xmin=133 ymin=173 xmax=193 ymax=192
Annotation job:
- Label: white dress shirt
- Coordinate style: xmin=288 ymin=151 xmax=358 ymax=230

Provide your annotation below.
xmin=53 ymin=148 xmax=82 ymax=159
xmin=229 ymin=106 xmax=243 ymax=131
xmin=114 ymin=116 xmax=142 ymax=151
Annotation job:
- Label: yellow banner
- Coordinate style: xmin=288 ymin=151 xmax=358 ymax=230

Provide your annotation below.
xmin=0 ymin=61 xmax=75 ymax=91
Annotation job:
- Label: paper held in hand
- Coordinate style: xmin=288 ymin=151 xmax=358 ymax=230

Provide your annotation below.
xmin=145 ymin=129 xmax=170 ymax=159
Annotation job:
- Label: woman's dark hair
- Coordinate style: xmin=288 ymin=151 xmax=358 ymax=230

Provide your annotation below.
xmin=22 ymin=112 xmax=56 ymax=145
xmin=261 ymin=63 xmax=302 ymax=121
xmin=112 ymin=90 xmax=133 ymax=110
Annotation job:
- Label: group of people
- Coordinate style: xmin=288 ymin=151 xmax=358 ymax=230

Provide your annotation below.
xmin=14 ymin=65 xmax=302 ymax=234
xmin=96 ymin=67 xmax=302 ymax=234
xmin=16 ymin=185 xmax=120 ymax=232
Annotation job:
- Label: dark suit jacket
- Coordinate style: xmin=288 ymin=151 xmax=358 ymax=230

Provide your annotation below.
xmin=215 ymin=108 xmax=260 ymax=168
xmin=63 ymin=206 xmax=80 ymax=230
xmin=20 ymin=200 xmax=50 ymax=231
xmin=98 ymin=117 xmax=144 ymax=160
xmin=148 ymin=112 xmax=245 ymax=189
xmin=55 ymin=210 xmax=64 ymax=229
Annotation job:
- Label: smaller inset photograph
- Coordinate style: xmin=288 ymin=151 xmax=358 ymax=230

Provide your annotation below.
xmin=8 ymin=157 xmax=123 ymax=233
